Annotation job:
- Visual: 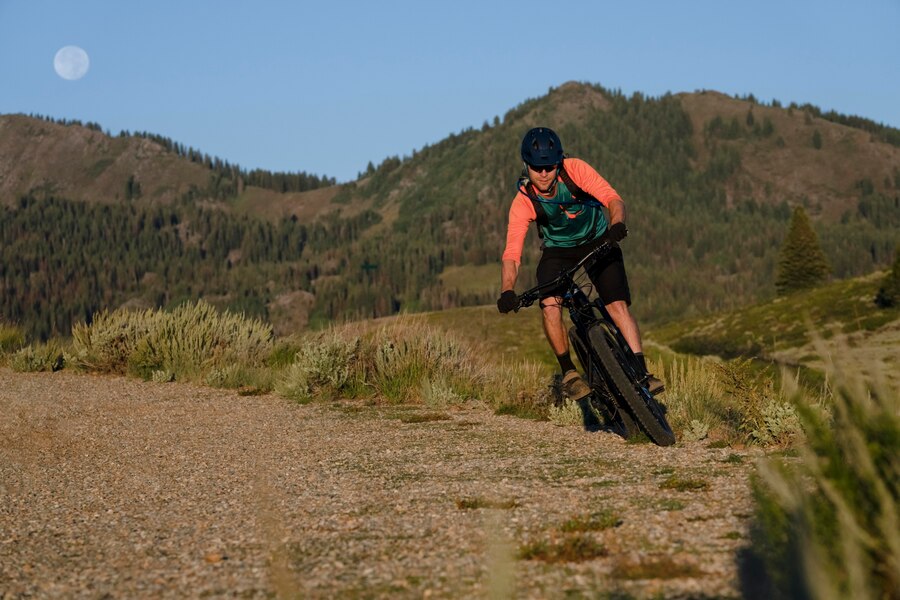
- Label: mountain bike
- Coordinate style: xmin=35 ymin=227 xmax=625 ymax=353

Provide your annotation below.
xmin=513 ymin=241 xmax=676 ymax=447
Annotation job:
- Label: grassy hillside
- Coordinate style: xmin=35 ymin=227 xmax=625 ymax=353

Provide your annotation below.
xmin=0 ymin=114 xmax=336 ymax=209
xmin=2 ymin=82 xmax=899 ymax=340
xmin=650 ymin=271 xmax=900 ymax=386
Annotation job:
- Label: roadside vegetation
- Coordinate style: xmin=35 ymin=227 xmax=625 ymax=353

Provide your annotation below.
xmin=0 ymin=297 xmax=830 ymax=449
xmin=2 ymin=288 xmax=897 ymax=597
xmin=747 ymin=348 xmax=899 ymax=599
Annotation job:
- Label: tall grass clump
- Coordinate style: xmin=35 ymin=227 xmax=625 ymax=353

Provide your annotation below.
xmin=0 ymin=321 xmax=26 ymax=357
xmin=10 ymin=340 xmax=66 ymax=372
xmin=275 ymin=329 xmax=362 ymax=403
xmin=69 ymin=300 xmax=272 ymax=383
xmin=363 ymin=321 xmax=483 ymax=404
xmin=127 ymin=300 xmax=273 ymax=382
xmin=717 ymin=359 xmax=801 ymax=446
xmin=484 ymin=359 xmax=556 ymax=420
xmin=749 ymin=354 xmax=899 ymax=599
xmin=653 ymin=355 xmax=725 ymax=442
xmin=652 ymin=355 xmax=802 ymax=445
xmin=71 ymin=307 xmax=161 ymax=373
xmin=273 ymin=318 xmax=489 ymax=406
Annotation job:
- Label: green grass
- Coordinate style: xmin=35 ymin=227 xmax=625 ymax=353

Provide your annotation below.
xmin=424 ymin=304 xmax=556 ymax=371
xmin=396 ymin=412 xmax=451 ymax=424
xmin=0 ymin=322 xmax=25 ymax=355
xmin=652 ymin=273 xmax=898 ymax=360
xmin=656 ymin=499 xmax=687 ymax=512
xmin=559 ymin=510 xmax=622 ymax=532
xmin=455 ymin=497 xmax=518 ymax=510
xmin=611 ymin=557 xmax=703 ymax=580
xmin=659 ymin=475 xmax=711 ymax=492
xmin=518 ymin=534 xmax=608 ymax=563
xmin=437 ymin=264 xmax=498 ymax=297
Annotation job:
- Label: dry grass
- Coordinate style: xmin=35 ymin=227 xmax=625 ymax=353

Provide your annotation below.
xmin=750 ymin=343 xmax=899 ymax=599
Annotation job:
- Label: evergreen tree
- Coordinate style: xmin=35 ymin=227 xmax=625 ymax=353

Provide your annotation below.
xmin=812 ymin=129 xmax=823 ymax=149
xmin=776 ymin=206 xmax=831 ymax=294
xmin=875 ymin=245 xmax=900 ymax=308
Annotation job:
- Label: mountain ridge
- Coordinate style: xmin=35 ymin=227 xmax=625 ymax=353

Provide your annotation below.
xmin=2 ymin=81 xmax=898 ymax=339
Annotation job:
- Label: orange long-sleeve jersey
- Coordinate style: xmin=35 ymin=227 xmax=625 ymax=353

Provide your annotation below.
xmin=501 ymin=157 xmax=622 ymax=265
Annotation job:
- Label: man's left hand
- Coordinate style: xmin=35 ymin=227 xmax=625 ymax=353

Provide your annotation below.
xmin=605 ymin=222 xmax=628 ymax=243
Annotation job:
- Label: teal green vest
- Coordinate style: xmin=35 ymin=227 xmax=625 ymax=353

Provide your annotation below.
xmin=538 ymin=182 xmax=608 ymax=248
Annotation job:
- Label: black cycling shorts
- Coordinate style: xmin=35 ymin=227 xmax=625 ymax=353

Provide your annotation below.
xmin=536 ymin=238 xmax=632 ymax=306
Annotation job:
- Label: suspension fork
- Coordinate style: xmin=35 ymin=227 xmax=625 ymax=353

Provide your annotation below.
xmin=565 ymin=286 xmax=598 ymax=338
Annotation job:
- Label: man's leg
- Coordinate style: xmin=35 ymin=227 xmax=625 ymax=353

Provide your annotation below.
xmin=604 ymin=300 xmax=642 ymax=354
xmin=542 ymin=298 xmax=591 ymax=401
xmin=604 ymin=300 xmax=664 ymax=394
xmin=541 ymin=297 xmax=568 ymax=355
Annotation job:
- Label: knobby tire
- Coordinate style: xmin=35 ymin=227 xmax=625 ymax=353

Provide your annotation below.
xmin=587 ymin=324 xmax=676 ymax=446
xmin=568 ymin=327 xmax=641 ymax=439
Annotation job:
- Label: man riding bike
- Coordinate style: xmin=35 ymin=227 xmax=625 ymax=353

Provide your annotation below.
xmin=497 ymin=127 xmax=664 ymax=401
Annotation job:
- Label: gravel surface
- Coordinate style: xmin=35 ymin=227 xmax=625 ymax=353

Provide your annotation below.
xmin=1 ymin=368 xmax=758 ymax=598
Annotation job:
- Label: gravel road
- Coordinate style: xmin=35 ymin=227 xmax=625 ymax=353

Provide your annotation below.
xmin=1 ymin=368 xmax=757 ymax=599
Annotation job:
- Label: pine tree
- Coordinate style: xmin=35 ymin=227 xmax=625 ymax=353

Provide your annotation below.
xmin=775 ymin=206 xmax=831 ymax=295
xmin=812 ymin=129 xmax=823 ymax=149
xmin=875 ymin=246 xmax=900 ymax=308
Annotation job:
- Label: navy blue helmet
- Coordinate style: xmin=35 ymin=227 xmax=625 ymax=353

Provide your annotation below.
xmin=520 ymin=127 xmax=563 ymax=167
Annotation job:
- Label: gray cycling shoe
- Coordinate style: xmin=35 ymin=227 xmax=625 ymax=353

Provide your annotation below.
xmin=646 ymin=374 xmax=666 ymax=396
xmin=562 ymin=370 xmax=591 ymax=402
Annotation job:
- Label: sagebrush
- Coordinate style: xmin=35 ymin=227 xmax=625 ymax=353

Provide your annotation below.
xmin=70 ymin=300 xmax=273 ymax=383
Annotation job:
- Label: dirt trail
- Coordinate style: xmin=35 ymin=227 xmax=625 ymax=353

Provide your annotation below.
xmin=0 ymin=368 xmax=757 ymax=599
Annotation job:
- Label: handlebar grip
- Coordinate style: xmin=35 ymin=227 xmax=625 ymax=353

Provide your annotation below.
xmin=516 ymin=293 xmax=537 ymax=310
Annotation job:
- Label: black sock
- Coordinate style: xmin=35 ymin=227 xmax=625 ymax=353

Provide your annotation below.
xmin=635 ymin=352 xmax=648 ymax=373
xmin=556 ymin=352 xmax=576 ymax=374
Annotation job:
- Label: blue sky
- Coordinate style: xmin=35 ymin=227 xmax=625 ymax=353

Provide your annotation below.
xmin=1 ymin=1 xmax=898 ymax=182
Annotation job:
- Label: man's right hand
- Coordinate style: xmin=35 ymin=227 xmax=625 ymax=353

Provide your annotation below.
xmin=497 ymin=290 xmax=519 ymax=313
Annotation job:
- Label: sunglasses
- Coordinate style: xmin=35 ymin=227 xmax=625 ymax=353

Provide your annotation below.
xmin=528 ymin=164 xmax=558 ymax=174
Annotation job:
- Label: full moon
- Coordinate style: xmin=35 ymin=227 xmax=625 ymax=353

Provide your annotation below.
xmin=54 ymin=46 xmax=90 ymax=80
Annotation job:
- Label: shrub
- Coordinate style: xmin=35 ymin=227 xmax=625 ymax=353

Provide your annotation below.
xmin=419 ymin=376 xmax=466 ymax=408
xmin=716 ymin=359 xmax=801 ymax=445
xmin=749 ymin=351 xmax=900 ymax=598
xmin=654 ymin=355 xmax=723 ymax=440
xmin=10 ymin=342 xmax=66 ymax=372
xmin=364 ymin=322 xmax=482 ymax=404
xmin=548 ymin=398 xmax=585 ymax=427
xmin=70 ymin=308 xmax=160 ymax=373
xmin=650 ymin=354 xmax=801 ymax=445
xmin=874 ymin=245 xmax=900 ymax=308
xmin=275 ymin=330 xmax=361 ymax=402
xmin=126 ymin=300 xmax=273 ymax=382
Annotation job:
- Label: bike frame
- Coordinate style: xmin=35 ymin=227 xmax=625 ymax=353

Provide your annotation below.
xmin=516 ymin=241 xmax=633 ymax=366
xmin=515 ymin=241 xmax=671 ymax=442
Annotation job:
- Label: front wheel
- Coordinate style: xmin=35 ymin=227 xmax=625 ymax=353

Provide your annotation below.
xmin=568 ymin=327 xmax=640 ymax=439
xmin=587 ymin=324 xmax=676 ymax=446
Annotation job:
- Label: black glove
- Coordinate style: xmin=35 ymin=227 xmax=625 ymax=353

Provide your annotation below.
xmin=603 ymin=222 xmax=628 ymax=244
xmin=497 ymin=290 xmax=519 ymax=314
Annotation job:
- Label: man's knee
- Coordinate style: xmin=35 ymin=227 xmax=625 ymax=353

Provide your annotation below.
xmin=540 ymin=298 xmax=563 ymax=321
xmin=605 ymin=300 xmax=631 ymax=318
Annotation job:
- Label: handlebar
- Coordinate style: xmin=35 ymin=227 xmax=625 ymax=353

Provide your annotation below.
xmin=514 ymin=240 xmax=615 ymax=311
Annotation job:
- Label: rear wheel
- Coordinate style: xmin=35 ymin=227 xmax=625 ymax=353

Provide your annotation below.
xmin=568 ymin=327 xmax=640 ymax=439
xmin=587 ymin=324 xmax=675 ymax=446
